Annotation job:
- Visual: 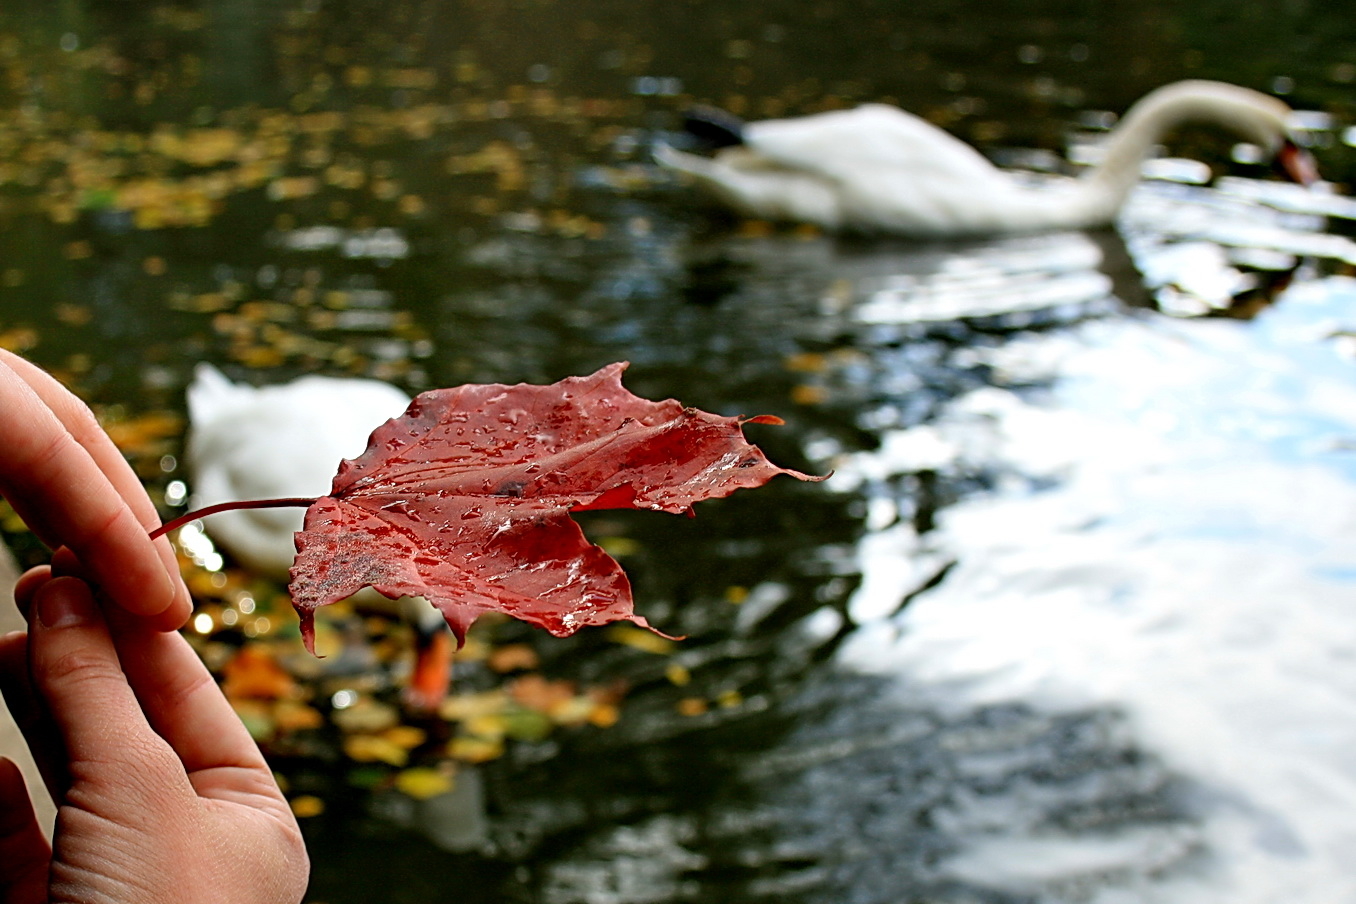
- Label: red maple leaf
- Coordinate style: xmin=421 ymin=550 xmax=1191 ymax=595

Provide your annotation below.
xmin=159 ymin=363 xmax=821 ymax=651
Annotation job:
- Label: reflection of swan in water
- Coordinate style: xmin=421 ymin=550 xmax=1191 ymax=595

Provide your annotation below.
xmin=657 ymin=80 xmax=1316 ymax=238
xmin=186 ymin=364 xmax=454 ymax=708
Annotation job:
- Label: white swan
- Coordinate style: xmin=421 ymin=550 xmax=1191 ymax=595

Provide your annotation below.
xmin=185 ymin=364 xmax=453 ymax=707
xmin=656 ymin=80 xmax=1316 ymax=238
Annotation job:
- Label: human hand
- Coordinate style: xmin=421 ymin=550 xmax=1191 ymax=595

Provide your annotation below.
xmin=0 ymin=350 xmax=190 ymax=631
xmin=0 ymin=575 xmax=309 ymax=904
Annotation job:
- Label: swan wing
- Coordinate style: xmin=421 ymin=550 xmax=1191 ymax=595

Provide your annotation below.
xmin=657 ymin=143 xmax=844 ymax=226
xmin=742 ymin=103 xmax=1003 ymax=186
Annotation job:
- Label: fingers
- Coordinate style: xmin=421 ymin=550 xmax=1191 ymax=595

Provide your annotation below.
xmin=24 ymin=578 xmax=181 ymax=780
xmin=0 ymin=351 xmax=190 ymax=630
xmin=0 ymin=757 xmax=50 ymax=904
xmin=12 ymin=566 xmax=51 ymax=621
xmin=103 ymin=607 xmax=273 ymax=780
xmin=26 ymin=576 xmax=270 ymax=798
xmin=3 ymin=582 xmax=68 ymax=802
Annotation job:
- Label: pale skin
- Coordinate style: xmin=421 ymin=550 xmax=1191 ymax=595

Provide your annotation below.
xmin=0 ymin=350 xmax=309 ymax=904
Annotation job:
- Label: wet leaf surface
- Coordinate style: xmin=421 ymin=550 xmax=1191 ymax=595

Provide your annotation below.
xmin=289 ymin=362 xmax=819 ymax=650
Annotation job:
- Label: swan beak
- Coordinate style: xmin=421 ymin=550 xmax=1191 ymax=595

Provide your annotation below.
xmin=1276 ymin=139 xmax=1320 ymax=186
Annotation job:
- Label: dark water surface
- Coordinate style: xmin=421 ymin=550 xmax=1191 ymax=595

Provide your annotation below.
xmin=4 ymin=2 xmax=1356 ymax=903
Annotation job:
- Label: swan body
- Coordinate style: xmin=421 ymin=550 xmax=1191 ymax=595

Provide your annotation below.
xmin=186 ymin=364 xmax=453 ymax=706
xmin=186 ymin=363 xmax=414 ymax=577
xmin=656 ymin=80 xmax=1309 ymax=237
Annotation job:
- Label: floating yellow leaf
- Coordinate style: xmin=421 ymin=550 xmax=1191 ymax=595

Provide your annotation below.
xmin=232 ymin=345 xmax=286 ymax=369
xmin=502 ymin=708 xmax=554 ymax=742
xmin=267 ymin=176 xmax=320 ymax=201
xmin=230 ymin=699 xmax=276 ymax=741
xmin=597 ymin=535 xmax=642 ymax=557
xmin=544 ymin=696 xmax=596 ymax=728
xmin=676 ymin=698 xmax=708 ymax=717
xmin=790 ymin=384 xmax=828 ymax=406
xmin=0 ymin=328 xmax=38 ymax=353
xmin=438 ymin=690 xmax=508 ymax=722
xmin=395 ymin=767 xmax=455 ymax=801
xmin=382 ymin=725 xmax=428 ymax=750
xmin=508 ymin=674 xmax=576 ymax=713
xmin=606 ymin=624 xmax=676 ymax=655
xmin=54 ymin=304 xmax=92 ymax=326
xmin=588 ymin=703 xmax=620 ymax=729
xmin=487 ymin=644 xmax=539 ymax=673
xmin=784 ymin=352 xmax=828 ymax=373
xmin=343 ymin=733 xmax=409 ymax=767
xmin=100 ymin=412 xmax=183 ymax=454
xmin=448 ymin=735 xmax=504 ymax=764
xmin=665 ymin=663 xmax=691 ymax=687
xmin=0 ymin=500 xmax=27 ymax=533
xmin=273 ymin=700 xmax=324 ymax=732
xmin=290 ymin=795 xmax=325 ymax=818
xmin=222 ymin=646 xmax=297 ymax=701
xmin=736 ymin=219 xmax=774 ymax=238
xmin=463 ymin=712 xmax=508 ymax=740
xmin=398 ymin=194 xmax=426 ymax=216
xmin=332 ymin=698 xmax=399 ymax=734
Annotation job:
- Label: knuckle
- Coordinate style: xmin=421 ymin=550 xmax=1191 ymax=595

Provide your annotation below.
xmin=81 ymin=499 xmax=136 ymax=547
xmin=21 ymin=425 xmax=78 ymax=476
xmin=146 ymin=666 xmax=216 ymax=713
xmin=41 ymin=644 xmax=120 ymax=690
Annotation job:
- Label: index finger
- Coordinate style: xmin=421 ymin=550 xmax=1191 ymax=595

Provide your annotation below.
xmin=0 ymin=352 xmax=190 ymax=629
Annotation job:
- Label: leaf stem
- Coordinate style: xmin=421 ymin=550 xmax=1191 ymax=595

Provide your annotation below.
xmin=149 ymin=497 xmax=319 ymax=540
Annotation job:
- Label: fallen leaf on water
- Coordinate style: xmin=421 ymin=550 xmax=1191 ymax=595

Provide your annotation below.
xmin=381 ymin=725 xmax=428 ymax=750
xmin=508 ymin=674 xmax=576 ymax=713
xmin=0 ymin=328 xmax=39 ymax=353
xmin=717 ymin=689 xmax=744 ymax=708
xmin=606 ymin=623 xmax=677 ymax=655
xmin=231 ymin=699 xmax=276 ymax=740
xmin=437 ymin=690 xmax=508 ymax=723
xmin=99 ymin=411 xmax=184 ymax=454
xmin=273 ymin=700 xmax=325 ymax=732
xmin=343 ymin=733 xmax=410 ymax=767
xmin=331 ymin=697 xmax=399 ymax=733
xmin=222 ymin=646 xmax=297 ymax=700
xmin=447 ymin=735 xmax=504 ymax=764
xmin=290 ymin=795 xmax=326 ymax=818
xmin=587 ymin=703 xmax=620 ymax=729
xmin=487 ymin=643 xmax=539 ymax=673
xmin=501 ymin=708 xmax=553 ymax=742
xmin=395 ymin=766 xmax=455 ymax=800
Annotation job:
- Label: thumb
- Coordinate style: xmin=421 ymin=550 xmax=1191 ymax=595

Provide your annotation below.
xmin=29 ymin=578 xmax=172 ymax=774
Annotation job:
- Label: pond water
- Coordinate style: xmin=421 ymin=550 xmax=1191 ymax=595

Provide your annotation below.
xmin=4 ymin=2 xmax=1356 ymax=903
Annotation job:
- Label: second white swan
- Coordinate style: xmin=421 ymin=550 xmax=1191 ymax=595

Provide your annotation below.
xmin=656 ymin=80 xmax=1316 ymax=238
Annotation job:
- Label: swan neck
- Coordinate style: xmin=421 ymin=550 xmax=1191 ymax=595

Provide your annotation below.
xmin=1081 ymin=96 xmax=1183 ymax=204
xmin=1079 ymin=82 xmax=1286 ymax=210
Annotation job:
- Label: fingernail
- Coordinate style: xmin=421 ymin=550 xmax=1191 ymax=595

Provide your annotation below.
xmin=37 ymin=579 xmax=95 ymax=629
